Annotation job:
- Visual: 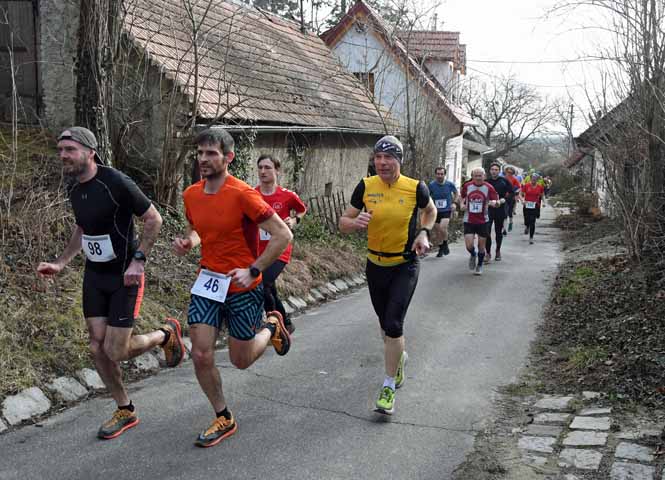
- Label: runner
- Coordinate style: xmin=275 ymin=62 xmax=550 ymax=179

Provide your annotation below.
xmin=544 ymin=176 xmax=553 ymax=197
xmin=520 ymin=173 xmax=546 ymax=244
xmin=428 ymin=166 xmax=458 ymax=257
xmin=460 ymin=167 xmax=499 ymax=276
xmin=503 ymin=166 xmax=522 ymax=234
xmin=339 ymin=135 xmax=436 ymax=415
xmin=173 ymin=128 xmax=293 ymax=448
xmin=37 ymin=127 xmax=185 ymax=440
xmin=255 ymin=154 xmax=307 ymax=334
xmin=485 ymin=163 xmax=513 ymax=262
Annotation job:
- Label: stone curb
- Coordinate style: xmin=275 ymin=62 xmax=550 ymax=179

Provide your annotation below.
xmin=0 ymin=274 xmax=366 ymax=433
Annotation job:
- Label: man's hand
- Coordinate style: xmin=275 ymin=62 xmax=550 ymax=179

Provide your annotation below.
xmin=354 ymin=211 xmax=373 ymax=230
xmin=124 ymin=259 xmax=145 ymax=287
xmin=412 ymin=230 xmax=431 ymax=256
xmin=37 ymin=262 xmax=64 ymax=277
xmin=228 ymin=268 xmax=254 ymax=288
xmin=173 ymin=237 xmax=193 ymax=256
xmin=284 ymin=217 xmax=297 ymax=230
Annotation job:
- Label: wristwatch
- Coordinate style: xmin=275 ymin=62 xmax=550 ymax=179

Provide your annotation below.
xmin=249 ymin=265 xmax=261 ymax=278
xmin=133 ymin=250 xmax=147 ymax=262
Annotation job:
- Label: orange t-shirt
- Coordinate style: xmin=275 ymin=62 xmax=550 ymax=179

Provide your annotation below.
xmin=184 ymin=175 xmax=275 ymax=294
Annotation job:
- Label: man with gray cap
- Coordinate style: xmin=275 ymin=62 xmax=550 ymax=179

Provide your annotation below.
xmin=340 ymin=135 xmax=437 ymax=415
xmin=37 ymin=127 xmax=185 ymax=440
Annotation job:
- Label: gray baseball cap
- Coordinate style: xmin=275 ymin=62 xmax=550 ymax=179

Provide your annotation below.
xmin=58 ymin=127 xmax=103 ymax=164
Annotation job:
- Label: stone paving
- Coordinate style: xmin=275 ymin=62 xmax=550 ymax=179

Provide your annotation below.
xmin=513 ymin=393 xmax=665 ymax=479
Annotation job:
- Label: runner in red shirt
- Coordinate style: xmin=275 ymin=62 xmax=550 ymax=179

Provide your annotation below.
xmin=503 ymin=166 xmax=522 ymax=234
xmin=520 ymin=174 xmax=545 ymax=244
xmin=256 ymin=154 xmax=307 ymax=333
xmin=460 ymin=167 xmax=499 ymax=275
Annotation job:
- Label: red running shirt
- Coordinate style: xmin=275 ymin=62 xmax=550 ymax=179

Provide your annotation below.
xmin=460 ymin=181 xmax=499 ymax=224
xmin=255 ymin=186 xmax=307 ymax=263
xmin=522 ymin=183 xmax=545 ymax=206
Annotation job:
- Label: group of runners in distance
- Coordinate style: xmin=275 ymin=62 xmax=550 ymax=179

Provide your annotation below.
xmin=37 ymin=127 xmax=547 ymax=445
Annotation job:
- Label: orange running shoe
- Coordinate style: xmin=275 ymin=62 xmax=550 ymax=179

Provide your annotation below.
xmin=265 ymin=311 xmax=291 ymax=356
xmin=195 ymin=414 xmax=238 ymax=448
xmin=97 ymin=408 xmax=139 ymax=439
xmin=162 ymin=318 xmax=185 ymax=368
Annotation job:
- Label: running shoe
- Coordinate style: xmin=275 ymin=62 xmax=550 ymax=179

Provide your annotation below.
xmin=495 ymin=252 xmax=502 ymax=262
xmin=266 ymin=311 xmax=291 ymax=356
xmin=436 ymin=245 xmax=445 ymax=257
xmin=395 ymin=351 xmax=408 ymax=389
xmin=529 ymin=239 xmax=534 ymax=245
xmin=375 ymin=386 xmax=396 ymax=415
xmin=162 ymin=318 xmax=185 ymax=368
xmin=195 ymin=414 xmax=238 ymax=448
xmin=524 ymin=227 xmax=529 ymax=235
xmin=468 ymin=254 xmax=477 ymax=271
xmin=508 ymin=222 xmax=513 ymax=232
xmin=442 ymin=243 xmax=450 ymax=256
xmin=502 ymin=229 xmax=508 ymax=236
xmin=474 ymin=265 xmax=483 ymax=276
xmin=97 ymin=408 xmax=139 ymax=439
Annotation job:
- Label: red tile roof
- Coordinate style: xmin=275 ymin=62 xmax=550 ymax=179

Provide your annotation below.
xmin=122 ymin=0 xmax=394 ymax=133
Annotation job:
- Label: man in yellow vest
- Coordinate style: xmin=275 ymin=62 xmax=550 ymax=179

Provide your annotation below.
xmin=340 ymin=136 xmax=437 ymax=415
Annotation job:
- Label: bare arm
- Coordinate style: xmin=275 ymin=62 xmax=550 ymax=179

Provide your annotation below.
xmin=253 ymin=214 xmax=292 ymax=271
xmin=228 ymin=213 xmax=292 ymax=288
xmin=136 ymin=205 xmax=163 ymax=256
xmin=339 ymin=206 xmax=371 ymax=233
xmin=419 ymin=198 xmax=437 ymax=230
xmin=37 ymin=225 xmax=83 ymax=276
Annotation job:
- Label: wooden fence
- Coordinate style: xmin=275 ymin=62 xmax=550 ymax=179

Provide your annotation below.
xmin=306 ymin=190 xmax=347 ymax=232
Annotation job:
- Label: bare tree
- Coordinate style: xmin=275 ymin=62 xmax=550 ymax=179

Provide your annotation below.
xmin=460 ymin=74 xmax=558 ymax=160
xmin=551 ymin=0 xmax=665 ymax=267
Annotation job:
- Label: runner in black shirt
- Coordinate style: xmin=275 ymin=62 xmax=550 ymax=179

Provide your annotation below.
xmin=485 ymin=162 xmax=513 ymax=262
xmin=37 ymin=127 xmax=185 ymax=440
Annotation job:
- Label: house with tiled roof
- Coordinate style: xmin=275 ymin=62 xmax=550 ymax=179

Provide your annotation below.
xmin=10 ymin=0 xmax=395 ymax=201
xmin=321 ymin=0 xmax=473 ymax=186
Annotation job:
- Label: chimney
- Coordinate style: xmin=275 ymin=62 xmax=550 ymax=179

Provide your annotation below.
xmin=432 ymin=13 xmax=438 ymax=31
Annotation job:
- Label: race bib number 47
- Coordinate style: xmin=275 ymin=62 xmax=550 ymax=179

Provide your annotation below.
xmin=82 ymin=234 xmax=116 ymax=262
xmin=191 ymin=269 xmax=231 ymax=303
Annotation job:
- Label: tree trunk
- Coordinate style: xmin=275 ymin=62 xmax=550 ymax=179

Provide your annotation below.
xmin=75 ymin=0 xmax=122 ymax=166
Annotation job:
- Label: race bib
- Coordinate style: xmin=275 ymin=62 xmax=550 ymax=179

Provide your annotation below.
xmin=435 ymin=199 xmax=448 ymax=209
xmin=259 ymin=229 xmax=271 ymax=241
xmin=82 ymin=234 xmax=116 ymax=262
xmin=191 ymin=269 xmax=231 ymax=303
xmin=525 ymin=201 xmax=537 ymax=209
xmin=469 ymin=200 xmax=483 ymax=214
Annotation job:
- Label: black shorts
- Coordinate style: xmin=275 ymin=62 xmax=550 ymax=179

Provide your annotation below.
xmin=82 ymin=269 xmax=144 ymax=328
xmin=436 ymin=211 xmax=452 ymax=222
xmin=463 ymin=222 xmax=489 ymax=238
xmin=366 ymin=259 xmax=419 ymax=339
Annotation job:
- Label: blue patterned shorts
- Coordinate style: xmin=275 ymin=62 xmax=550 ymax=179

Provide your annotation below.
xmin=188 ymin=285 xmax=264 ymax=340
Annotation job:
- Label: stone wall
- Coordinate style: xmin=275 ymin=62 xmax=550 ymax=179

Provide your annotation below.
xmin=38 ymin=0 xmax=79 ymax=132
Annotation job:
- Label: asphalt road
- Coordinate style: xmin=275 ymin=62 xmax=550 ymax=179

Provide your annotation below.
xmin=0 ymin=207 xmax=561 ymax=480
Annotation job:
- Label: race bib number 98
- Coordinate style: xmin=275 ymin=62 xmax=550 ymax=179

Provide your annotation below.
xmin=469 ymin=200 xmax=483 ymax=214
xmin=525 ymin=201 xmax=537 ymax=209
xmin=82 ymin=234 xmax=116 ymax=262
xmin=191 ymin=269 xmax=231 ymax=303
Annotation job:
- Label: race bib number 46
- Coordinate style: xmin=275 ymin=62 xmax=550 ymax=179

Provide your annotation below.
xmin=525 ymin=201 xmax=537 ymax=209
xmin=435 ymin=199 xmax=448 ymax=209
xmin=82 ymin=234 xmax=116 ymax=262
xmin=469 ymin=200 xmax=483 ymax=214
xmin=191 ymin=269 xmax=231 ymax=303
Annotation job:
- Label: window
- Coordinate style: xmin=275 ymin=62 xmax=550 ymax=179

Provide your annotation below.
xmin=353 ymin=72 xmax=375 ymax=98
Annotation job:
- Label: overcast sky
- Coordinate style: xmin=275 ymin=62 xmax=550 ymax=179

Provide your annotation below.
xmin=437 ymin=0 xmax=613 ymax=135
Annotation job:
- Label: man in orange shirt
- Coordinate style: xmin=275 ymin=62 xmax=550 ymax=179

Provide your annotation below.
xmin=173 ymin=128 xmax=293 ymax=448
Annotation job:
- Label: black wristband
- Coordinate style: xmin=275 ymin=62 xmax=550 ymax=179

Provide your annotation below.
xmin=418 ymin=227 xmax=431 ymax=239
